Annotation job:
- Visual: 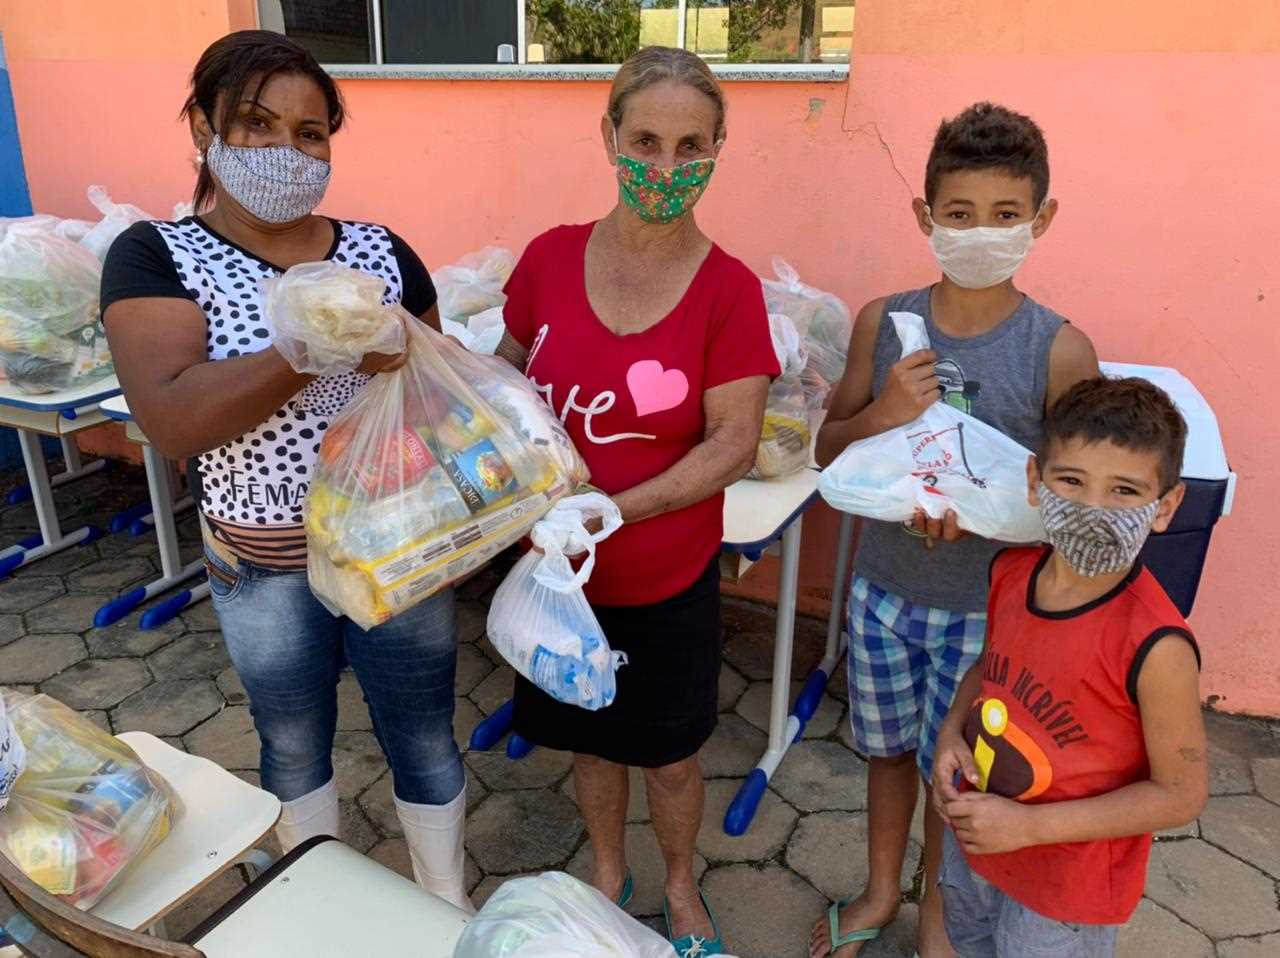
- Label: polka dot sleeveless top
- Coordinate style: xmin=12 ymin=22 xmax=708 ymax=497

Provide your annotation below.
xmin=149 ymin=219 xmax=408 ymax=562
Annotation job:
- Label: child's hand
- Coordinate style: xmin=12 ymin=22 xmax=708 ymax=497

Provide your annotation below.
xmin=932 ymin=730 xmax=980 ymax=816
xmin=874 ymin=349 xmax=939 ymax=428
xmin=911 ymin=508 xmax=968 ymax=549
xmin=944 ymin=792 xmax=1038 ymax=855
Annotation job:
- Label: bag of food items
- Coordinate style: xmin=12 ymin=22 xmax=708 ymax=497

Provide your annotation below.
xmin=0 ymin=689 xmax=176 ymax=910
xmin=265 ymin=263 xmax=589 ymax=629
xmin=0 ymin=219 xmax=113 ymax=394
xmin=818 ymin=311 xmax=1044 ymax=543
xmin=749 ymin=313 xmax=812 ymax=480
xmin=77 ymin=186 xmax=156 ymax=263
xmin=487 ymin=494 xmax=626 ymax=711
xmin=434 ymin=247 xmax=516 ymax=356
xmin=761 ymin=258 xmax=852 ymax=412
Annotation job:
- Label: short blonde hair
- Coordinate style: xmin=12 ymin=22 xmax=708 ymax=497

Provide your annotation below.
xmin=608 ymin=46 xmax=726 ymax=141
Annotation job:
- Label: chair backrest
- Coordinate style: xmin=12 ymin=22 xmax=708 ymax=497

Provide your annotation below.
xmin=0 ymin=851 xmax=203 ymax=958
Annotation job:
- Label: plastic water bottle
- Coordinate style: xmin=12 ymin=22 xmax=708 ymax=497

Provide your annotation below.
xmin=530 ymin=634 xmax=612 ymax=709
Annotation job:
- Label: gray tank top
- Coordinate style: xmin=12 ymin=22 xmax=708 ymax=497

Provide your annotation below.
xmin=852 ymin=286 xmax=1064 ymax=613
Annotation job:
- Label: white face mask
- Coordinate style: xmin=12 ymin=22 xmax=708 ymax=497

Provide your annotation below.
xmin=205 ymin=134 xmax=331 ymax=224
xmin=925 ymin=206 xmax=1040 ymax=289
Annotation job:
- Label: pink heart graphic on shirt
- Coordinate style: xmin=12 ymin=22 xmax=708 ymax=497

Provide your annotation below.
xmin=626 ymin=360 xmax=689 ymax=417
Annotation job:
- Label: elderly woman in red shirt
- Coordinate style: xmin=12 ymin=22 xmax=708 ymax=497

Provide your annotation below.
xmin=495 ymin=46 xmax=778 ymax=958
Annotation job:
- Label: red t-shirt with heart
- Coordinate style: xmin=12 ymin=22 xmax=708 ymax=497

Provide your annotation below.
xmin=503 ymin=222 xmax=779 ymax=606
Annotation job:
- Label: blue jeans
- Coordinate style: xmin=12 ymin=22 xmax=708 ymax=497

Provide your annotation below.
xmin=206 ymin=548 xmax=463 ymax=806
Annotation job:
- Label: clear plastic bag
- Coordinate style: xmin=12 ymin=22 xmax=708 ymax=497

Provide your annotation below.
xmin=78 ymin=186 xmax=156 ymax=263
xmin=0 ymin=689 xmax=176 ymax=910
xmin=434 ymin=247 xmax=516 ymax=323
xmin=454 ymin=872 xmax=677 ymax=958
xmin=0 ymin=220 xmax=113 ymax=394
xmin=263 ymin=261 xmax=408 ymax=377
xmin=749 ymin=314 xmax=812 ymax=480
xmin=487 ymin=494 xmax=626 ymax=710
xmin=299 ymin=264 xmax=589 ymax=629
xmin=761 ymin=258 xmax=852 ymax=411
xmin=818 ymin=311 xmax=1045 ymax=542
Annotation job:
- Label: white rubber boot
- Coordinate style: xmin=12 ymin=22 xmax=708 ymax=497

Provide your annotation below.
xmin=394 ymin=786 xmax=474 ymax=913
xmin=275 ymin=778 xmax=340 ymax=854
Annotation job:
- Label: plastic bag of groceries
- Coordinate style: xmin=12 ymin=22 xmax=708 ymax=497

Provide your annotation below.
xmin=434 ymin=247 xmax=516 ymax=323
xmin=0 ymin=219 xmax=113 ymax=394
xmin=818 ymin=311 xmax=1044 ymax=543
xmin=269 ymin=263 xmax=589 ymax=629
xmin=442 ymin=305 xmax=505 ymax=355
xmin=0 ymin=689 xmax=176 ymax=910
xmin=487 ymin=494 xmax=626 ymax=710
xmin=78 ymin=186 xmax=156 ymax=263
xmin=761 ymin=258 xmax=852 ymax=411
xmin=455 ymin=872 xmax=676 ymax=958
xmin=748 ymin=313 xmax=812 ymax=480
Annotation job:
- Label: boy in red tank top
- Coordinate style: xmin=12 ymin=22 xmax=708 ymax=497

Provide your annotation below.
xmin=930 ymin=377 xmax=1208 ymax=956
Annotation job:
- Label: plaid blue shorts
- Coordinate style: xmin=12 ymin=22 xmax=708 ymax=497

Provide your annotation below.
xmin=846 ymin=575 xmax=986 ymax=780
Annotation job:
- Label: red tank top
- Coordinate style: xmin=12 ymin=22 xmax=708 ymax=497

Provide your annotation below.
xmin=962 ymin=547 xmax=1198 ymax=925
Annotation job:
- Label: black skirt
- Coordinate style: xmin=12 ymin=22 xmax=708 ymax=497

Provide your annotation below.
xmin=512 ymin=557 xmax=722 ymax=768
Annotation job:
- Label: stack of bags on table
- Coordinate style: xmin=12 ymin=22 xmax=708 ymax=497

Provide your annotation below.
xmin=262 ymin=261 xmax=589 ymax=630
xmin=0 ymin=688 xmax=176 ymax=913
xmin=434 ymin=247 xmax=515 ymax=356
xmin=0 ymin=186 xmax=185 ymax=394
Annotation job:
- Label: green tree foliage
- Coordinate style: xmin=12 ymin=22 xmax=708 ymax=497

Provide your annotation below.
xmin=528 ymin=0 xmax=645 ymax=64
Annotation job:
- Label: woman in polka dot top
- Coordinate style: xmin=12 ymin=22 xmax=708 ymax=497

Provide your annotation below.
xmin=100 ymin=31 xmax=472 ymax=912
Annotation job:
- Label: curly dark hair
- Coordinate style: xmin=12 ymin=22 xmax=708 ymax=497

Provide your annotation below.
xmin=925 ymin=102 xmax=1049 ymax=208
xmin=1042 ymin=377 xmax=1188 ymax=493
xmin=181 ymin=30 xmax=346 ymax=212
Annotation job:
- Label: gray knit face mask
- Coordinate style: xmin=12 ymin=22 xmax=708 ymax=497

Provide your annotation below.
xmin=205 ymin=134 xmax=331 ymax=223
xmin=1038 ymin=482 xmax=1161 ymax=577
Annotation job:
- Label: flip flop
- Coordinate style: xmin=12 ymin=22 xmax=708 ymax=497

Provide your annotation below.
xmin=823 ymin=899 xmax=881 ymax=956
xmin=617 ymin=869 xmax=635 ymax=910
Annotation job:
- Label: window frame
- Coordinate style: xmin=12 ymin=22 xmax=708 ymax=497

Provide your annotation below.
xmin=274 ymin=0 xmax=852 ymax=81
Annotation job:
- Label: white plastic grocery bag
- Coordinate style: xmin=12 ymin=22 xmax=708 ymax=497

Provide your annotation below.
xmin=749 ymin=313 xmax=812 ymax=480
xmin=487 ymin=493 xmax=626 ymax=711
xmin=454 ymin=872 xmax=676 ymax=958
xmin=78 ymin=186 xmax=156 ymax=262
xmin=0 ymin=690 xmax=26 ymax=812
xmin=818 ymin=312 xmax=1045 ymax=543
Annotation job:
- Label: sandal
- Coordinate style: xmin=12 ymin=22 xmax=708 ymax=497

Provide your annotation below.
xmin=822 ymin=899 xmax=881 ymax=956
xmin=664 ymin=886 xmax=724 ymax=957
xmin=617 ymin=869 xmax=635 ymax=910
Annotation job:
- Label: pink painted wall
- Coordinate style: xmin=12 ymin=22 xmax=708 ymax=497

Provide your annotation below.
xmin=2 ymin=1 xmax=1276 ymax=714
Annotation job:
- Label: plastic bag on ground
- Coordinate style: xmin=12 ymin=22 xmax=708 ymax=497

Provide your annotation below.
xmin=262 ymin=261 xmax=408 ymax=376
xmin=0 ymin=689 xmax=176 ymax=910
xmin=299 ymin=264 xmax=589 ymax=629
xmin=0 ymin=220 xmax=113 ymax=394
xmin=78 ymin=186 xmax=156 ymax=263
xmin=818 ymin=311 xmax=1044 ymax=543
xmin=454 ymin=872 xmax=677 ymax=958
xmin=487 ymin=493 xmax=626 ymax=710
xmin=761 ymin=258 xmax=852 ymax=411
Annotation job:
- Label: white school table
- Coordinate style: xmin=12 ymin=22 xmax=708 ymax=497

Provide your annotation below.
xmin=467 ymin=466 xmax=857 ymax=837
xmin=96 ymin=394 xmax=208 ymax=629
xmin=0 ymin=376 xmax=121 ymax=576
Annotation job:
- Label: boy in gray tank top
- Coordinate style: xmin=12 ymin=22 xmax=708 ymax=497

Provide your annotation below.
xmin=808 ymin=104 xmax=1099 ymax=958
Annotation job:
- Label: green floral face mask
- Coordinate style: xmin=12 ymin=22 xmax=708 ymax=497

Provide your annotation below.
xmin=615 ymin=150 xmax=717 ymax=225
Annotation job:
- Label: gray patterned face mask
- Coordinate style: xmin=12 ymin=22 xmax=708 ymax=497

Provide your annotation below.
xmin=205 ymin=134 xmax=331 ymax=223
xmin=1038 ymin=482 xmax=1161 ymax=577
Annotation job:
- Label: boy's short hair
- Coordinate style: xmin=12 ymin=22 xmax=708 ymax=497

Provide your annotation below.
xmin=925 ymin=102 xmax=1050 ymax=208
xmin=1042 ymin=377 xmax=1188 ymax=494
